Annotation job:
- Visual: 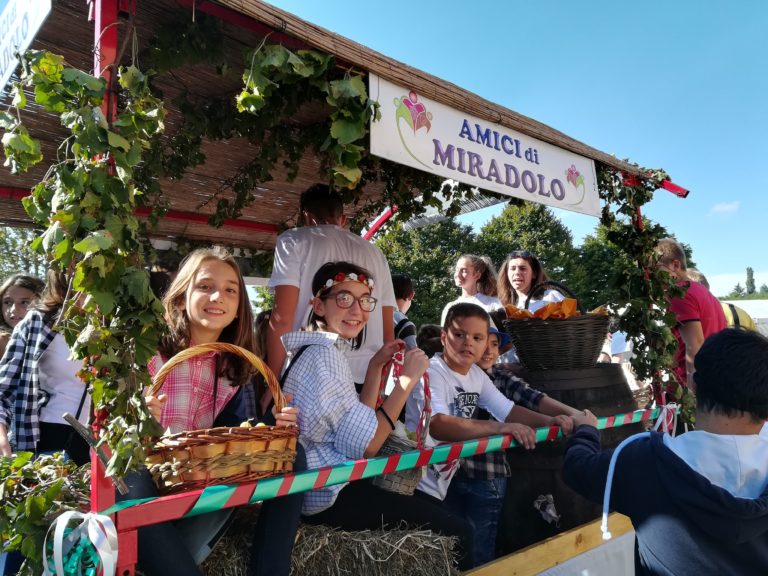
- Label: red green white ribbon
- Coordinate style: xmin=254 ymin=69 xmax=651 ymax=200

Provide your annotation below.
xmin=102 ymin=407 xmax=661 ymax=518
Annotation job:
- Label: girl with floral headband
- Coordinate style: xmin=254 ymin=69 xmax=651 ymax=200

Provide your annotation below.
xmin=282 ymin=261 xmax=476 ymax=570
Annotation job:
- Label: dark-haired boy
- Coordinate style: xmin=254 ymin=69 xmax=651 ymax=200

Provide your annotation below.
xmin=391 ymin=273 xmax=417 ymax=350
xmin=563 ymin=328 xmax=768 ymax=575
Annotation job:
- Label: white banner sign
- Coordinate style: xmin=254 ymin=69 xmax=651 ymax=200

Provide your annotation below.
xmin=0 ymin=0 xmax=52 ymax=92
xmin=369 ymin=74 xmax=600 ymax=217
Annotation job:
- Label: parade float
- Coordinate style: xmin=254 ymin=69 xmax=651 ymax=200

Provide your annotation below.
xmin=0 ymin=1 xmax=689 ymax=574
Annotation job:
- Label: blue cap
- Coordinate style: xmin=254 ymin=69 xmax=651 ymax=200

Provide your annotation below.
xmin=489 ymin=326 xmax=512 ymax=348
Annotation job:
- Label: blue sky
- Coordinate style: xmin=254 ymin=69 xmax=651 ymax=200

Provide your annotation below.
xmin=266 ymin=0 xmax=767 ymax=297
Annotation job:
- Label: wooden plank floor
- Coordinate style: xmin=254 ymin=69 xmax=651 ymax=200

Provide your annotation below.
xmin=467 ymin=513 xmax=633 ymax=576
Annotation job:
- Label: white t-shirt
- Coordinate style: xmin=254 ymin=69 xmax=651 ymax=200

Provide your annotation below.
xmin=38 ymin=333 xmax=90 ymax=425
xmin=440 ymin=293 xmax=503 ymax=326
xmin=406 ymin=354 xmax=514 ymax=500
xmin=521 ymin=288 xmax=565 ymax=313
xmin=269 ymin=224 xmax=396 ymax=383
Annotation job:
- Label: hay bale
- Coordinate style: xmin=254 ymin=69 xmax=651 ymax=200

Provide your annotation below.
xmin=201 ymin=507 xmax=460 ymax=576
xmin=292 ymin=524 xmax=460 ymax=576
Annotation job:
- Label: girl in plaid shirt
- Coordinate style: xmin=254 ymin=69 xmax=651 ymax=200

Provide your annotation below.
xmin=125 ymin=247 xmax=300 ymax=576
xmin=283 ymin=261 xmax=477 ymax=570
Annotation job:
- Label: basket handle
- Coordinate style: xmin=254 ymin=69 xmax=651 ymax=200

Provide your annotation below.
xmin=523 ymin=280 xmax=583 ymax=313
xmin=147 ymin=342 xmax=287 ymax=413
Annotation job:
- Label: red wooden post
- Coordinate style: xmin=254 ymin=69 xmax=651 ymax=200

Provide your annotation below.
xmin=89 ymin=1 xmax=138 ymax=573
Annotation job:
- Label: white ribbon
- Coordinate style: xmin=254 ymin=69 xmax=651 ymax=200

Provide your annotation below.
xmin=652 ymin=402 xmax=679 ymax=436
xmin=42 ymin=511 xmax=118 ymax=576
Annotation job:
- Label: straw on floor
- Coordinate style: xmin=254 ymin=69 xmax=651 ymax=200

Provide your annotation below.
xmin=201 ymin=506 xmax=460 ymax=576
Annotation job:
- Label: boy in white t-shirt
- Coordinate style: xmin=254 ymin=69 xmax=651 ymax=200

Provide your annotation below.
xmin=406 ymin=303 xmax=571 ymax=513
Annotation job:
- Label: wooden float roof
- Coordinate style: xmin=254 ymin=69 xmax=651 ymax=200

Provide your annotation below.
xmin=0 ymin=0 xmax=648 ymax=251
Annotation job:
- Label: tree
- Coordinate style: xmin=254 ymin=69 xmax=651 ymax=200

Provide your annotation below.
xmin=577 ymin=222 xmax=634 ymax=310
xmin=760 ymin=283 xmax=768 ymax=295
xmin=0 ymin=227 xmax=47 ymax=279
xmin=746 ymin=267 xmax=756 ymax=295
xmin=474 ymin=202 xmax=585 ymax=299
xmin=730 ymin=283 xmax=746 ymax=298
xmin=376 ymin=219 xmax=476 ymax=327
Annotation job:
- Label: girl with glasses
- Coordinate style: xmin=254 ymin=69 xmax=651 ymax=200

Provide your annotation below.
xmin=282 ymin=261 xmax=477 ymax=570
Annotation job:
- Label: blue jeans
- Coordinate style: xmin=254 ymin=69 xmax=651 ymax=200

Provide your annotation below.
xmin=444 ymin=474 xmax=507 ymax=567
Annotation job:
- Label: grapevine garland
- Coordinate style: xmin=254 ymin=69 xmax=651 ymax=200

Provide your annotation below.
xmin=596 ymin=167 xmax=692 ymax=422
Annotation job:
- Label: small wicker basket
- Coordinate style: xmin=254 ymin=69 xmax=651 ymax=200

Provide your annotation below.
xmin=371 ymin=357 xmax=431 ymax=496
xmin=145 ymin=342 xmax=298 ymax=493
xmin=502 ymin=281 xmax=610 ymax=370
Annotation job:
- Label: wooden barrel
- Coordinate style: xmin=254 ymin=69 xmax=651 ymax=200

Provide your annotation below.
xmin=496 ymin=363 xmax=644 ymax=555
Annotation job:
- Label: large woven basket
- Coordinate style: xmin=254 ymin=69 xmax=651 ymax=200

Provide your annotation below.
xmin=145 ymin=342 xmax=298 ymax=493
xmin=502 ymin=281 xmax=610 ymax=370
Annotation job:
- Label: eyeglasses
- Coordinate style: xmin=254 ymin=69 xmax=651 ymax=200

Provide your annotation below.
xmin=321 ymin=290 xmax=378 ymax=312
xmin=508 ymin=250 xmax=533 ymax=259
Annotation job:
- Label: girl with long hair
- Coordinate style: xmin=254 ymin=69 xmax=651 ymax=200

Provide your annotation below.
xmin=0 ymin=274 xmax=45 ymax=358
xmin=128 ymin=247 xmax=301 ymax=576
xmin=497 ymin=251 xmax=563 ymax=312
xmin=440 ymin=254 xmax=503 ymax=325
xmin=0 ymin=269 xmax=90 ymax=464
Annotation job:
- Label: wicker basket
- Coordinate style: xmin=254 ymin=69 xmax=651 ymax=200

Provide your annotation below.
xmin=145 ymin=342 xmax=298 ymax=493
xmin=502 ymin=281 xmax=610 ymax=370
xmin=370 ymin=357 xmax=431 ymax=496
xmin=371 ymin=433 xmax=426 ymax=495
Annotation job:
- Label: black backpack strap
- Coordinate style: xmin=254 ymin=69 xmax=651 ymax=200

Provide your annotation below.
xmin=261 ymin=345 xmax=311 ymax=425
xmin=279 ymin=344 xmax=311 ymax=387
xmin=395 ymin=317 xmax=416 ymax=340
xmin=727 ymin=303 xmax=741 ymax=328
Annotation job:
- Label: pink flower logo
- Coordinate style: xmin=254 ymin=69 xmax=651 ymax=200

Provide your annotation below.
xmin=567 ymin=165 xmax=584 ymax=188
xmin=393 ymin=90 xmax=434 ymax=169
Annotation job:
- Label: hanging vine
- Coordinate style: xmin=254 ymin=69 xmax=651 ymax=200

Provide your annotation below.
xmin=143 ymin=14 xmax=490 ymax=231
xmin=597 ymin=166 xmax=693 ymax=422
xmin=3 ymin=49 xmax=167 ymax=470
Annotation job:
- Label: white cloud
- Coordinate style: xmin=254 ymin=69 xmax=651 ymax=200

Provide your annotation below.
xmin=710 ymin=201 xmax=741 ymax=214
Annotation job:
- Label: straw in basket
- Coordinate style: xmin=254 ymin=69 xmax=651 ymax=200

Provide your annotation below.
xmin=502 ymin=281 xmax=610 ymax=370
xmin=145 ymin=342 xmax=298 ymax=493
xmin=371 ymin=350 xmax=431 ymax=496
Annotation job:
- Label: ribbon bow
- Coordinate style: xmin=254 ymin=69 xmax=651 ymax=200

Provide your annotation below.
xmin=652 ymin=402 xmax=679 ymax=436
xmin=43 ymin=511 xmax=118 ymax=576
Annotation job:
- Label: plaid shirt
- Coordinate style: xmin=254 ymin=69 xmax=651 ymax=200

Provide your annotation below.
xmin=458 ymin=365 xmax=545 ymax=480
xmin=281 ymin=330 xmax=378 ymax=516
xmin=148 ymin=351 xmax=237 ymax=434
xmin=0 ymin=311 xmax=58 ymax=451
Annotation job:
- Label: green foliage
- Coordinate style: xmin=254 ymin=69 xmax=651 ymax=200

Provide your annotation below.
xmin=728 ymin=283 xmax=746 ymax=298
xmin=746 ymin=267 xmax=755 ymax=295
xmin=0 ymin=453 xmax=90 ymax=575
xmin=145 ymin=17 xmax=486 ymax=230
xmin=577 ymin=222 xmax=634 ymax=310
xmin=3 ymin=50 xmax=167 ymax=477
xmin=376 ymin=220 xmax=477 ymax=327
xmin=597 ymin=167 xmax=691 ymax=421
xmin=0 ymin=227 xmax=47 ymax=278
